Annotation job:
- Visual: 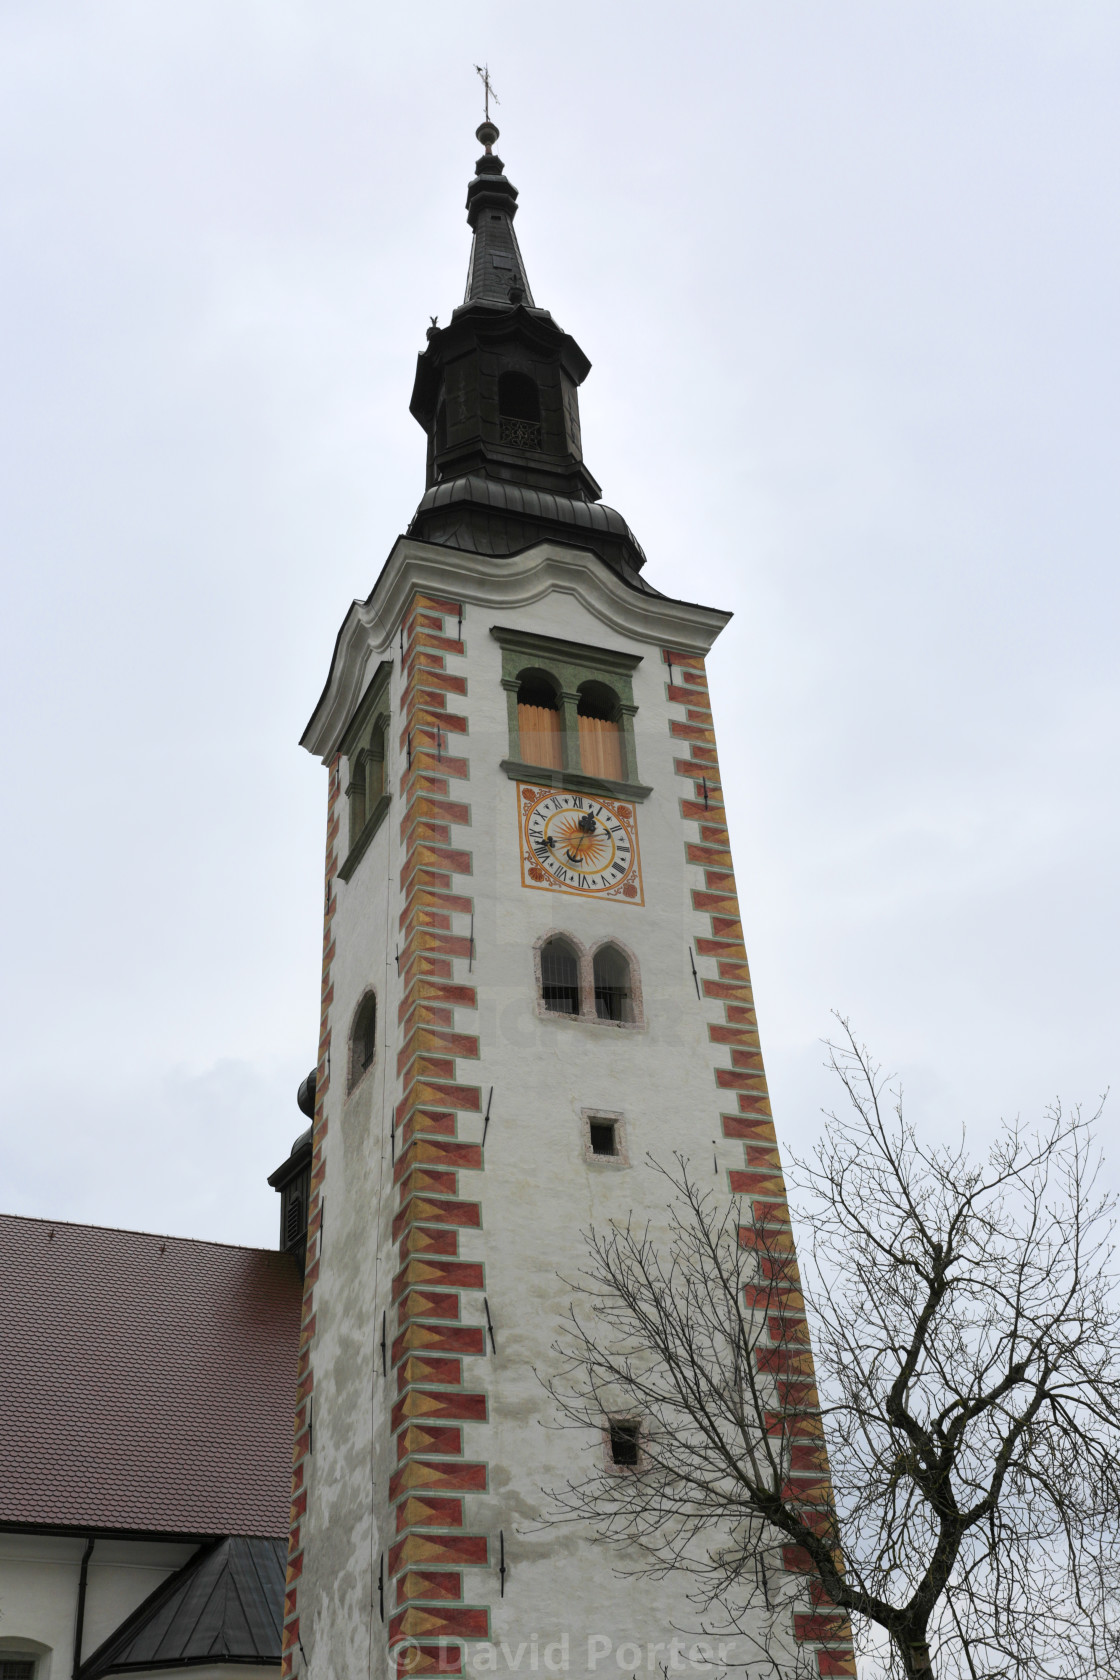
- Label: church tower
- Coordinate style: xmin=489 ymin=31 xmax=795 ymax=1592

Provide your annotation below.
xmin=283 ymin=124 xmax=851 ymax=1680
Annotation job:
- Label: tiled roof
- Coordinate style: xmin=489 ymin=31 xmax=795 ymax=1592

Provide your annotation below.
xmin=79 ymin=1537 xmax=286 ymax=1677
xmin=0 ymin=1214 xmax=302 ymax=1537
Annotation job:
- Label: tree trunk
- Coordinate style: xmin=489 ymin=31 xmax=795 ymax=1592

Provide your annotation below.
xmin=896 ymin=1633 xmax=934 ymax=1676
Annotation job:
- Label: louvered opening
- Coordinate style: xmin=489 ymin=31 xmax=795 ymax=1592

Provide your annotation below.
xmin=577 ymin=682 xmax=623 ymax=781
xmin=518 ymin=704 xmax=562 ymax=770
xmin=517 ymin=670 xmax=563 ymax=771
xmin=285 ymin=1192 xmax=304 ymax=1245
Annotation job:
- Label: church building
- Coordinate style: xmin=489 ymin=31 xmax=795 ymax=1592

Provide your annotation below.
xmin=286 ymin=121 xmax=852 ymax=1680
xmin=0 ymin=121 xmax=851 ymax=1680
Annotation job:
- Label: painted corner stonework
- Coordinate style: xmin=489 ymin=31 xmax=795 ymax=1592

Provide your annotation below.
xmin=664 ymin=648 xmax=856 ymax=1680
xmin=390 ymin=595 xmax=487 ymax=1672
xmin=283 ymin=595 xmax=490 ymax=1680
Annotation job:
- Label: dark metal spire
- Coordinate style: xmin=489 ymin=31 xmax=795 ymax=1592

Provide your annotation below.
xmin=463 ymin=123 xmax=535 ymax=308
xmin=405 ymin=119 xmax=652 ymax=588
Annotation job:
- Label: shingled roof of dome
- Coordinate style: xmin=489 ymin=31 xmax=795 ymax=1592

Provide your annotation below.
xmin=0 ymin=1214 xmax=301 ymax=1536
xmin=409 ymin=474 xmax=656 ymax=591
xmin=78 ymin=1536 xmax=286 ymax=1678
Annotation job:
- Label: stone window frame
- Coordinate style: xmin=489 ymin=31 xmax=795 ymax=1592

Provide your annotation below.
xmin=338 ymin=660 xmax=393 ymax=882
xmin=532 ymin=930 xmax=644 ymax=1031
xmin=581 ymin=1107 xmax=630 ymax=1169
xmin=491 ymin=626 xmax=652 ymax=803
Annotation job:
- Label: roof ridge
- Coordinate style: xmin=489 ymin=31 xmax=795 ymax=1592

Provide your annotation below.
xmin=0 ymin=1210 xmax=281 ymax=1256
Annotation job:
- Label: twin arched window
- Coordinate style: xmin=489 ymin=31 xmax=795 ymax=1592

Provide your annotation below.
xmin=538 ymin=936 xmax=638 ymax=1026
xmin=516 ymin=671 xmax=623 ymax=782
xmin=348 ymin=992 xmax=377 ymax=1093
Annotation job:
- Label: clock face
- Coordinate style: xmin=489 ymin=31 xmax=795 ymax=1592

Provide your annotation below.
xmin=517 ymin=784 xmax=644 ymax=904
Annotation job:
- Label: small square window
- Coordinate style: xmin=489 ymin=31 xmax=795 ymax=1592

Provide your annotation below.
xmin=581 ymin=1110 xmax=629 ymax=1168
xmin=609 ymin=1419 xmax=641 ymax=1467
xmin=589 ymin=1121 xmax=617 ymax=1157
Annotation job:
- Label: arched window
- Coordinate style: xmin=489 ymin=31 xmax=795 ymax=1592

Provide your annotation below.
xmin=593 ymin=944 xmax=632 ymax=1023
xmin=539 ymin=936 xmax=580 ymax=1015
xmin=498 ymin=371 xmax=540 ymax=421
xmin=498 ymin=371 xmax=541 ymax=450
xmin=517 ymin=668 xmax=562 ymax=771
xmin=348 ymin=733 xmax=383 ymax=850
xmin=577 ymin=681 xmax=623 ymax=781
xmin=367 ymin=720 xmax=386 ymax=804
xmin=348 ymin=992 xmax=377 ymax=1092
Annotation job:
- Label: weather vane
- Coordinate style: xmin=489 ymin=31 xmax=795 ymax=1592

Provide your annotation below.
xmin=474 ymin=63 xmax=499 ymax=124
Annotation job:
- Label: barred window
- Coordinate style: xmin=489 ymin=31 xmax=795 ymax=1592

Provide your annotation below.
xmin=540 ymin=937 xmax=580 ymax=1015
xmin=593 ymin=944 xmax=632 ymax=1023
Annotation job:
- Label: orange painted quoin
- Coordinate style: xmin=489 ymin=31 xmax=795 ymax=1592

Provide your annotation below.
xmin=281 ymin=595 xmax=490 ymax=1680
xmin=392 ymin=595 xmax=488 ymax=1673
xmin=664 ymin=648 xmax=856 ymax=1680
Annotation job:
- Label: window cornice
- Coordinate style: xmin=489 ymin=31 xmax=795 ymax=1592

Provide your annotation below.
xmin=499 ymin=759 xmax=651 ymax=803
xmin=490 ymin=625 xmax=642 ymax=676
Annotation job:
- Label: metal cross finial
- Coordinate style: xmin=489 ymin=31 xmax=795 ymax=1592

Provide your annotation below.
xmin=474 ymin=63 xmax=499 ymax=122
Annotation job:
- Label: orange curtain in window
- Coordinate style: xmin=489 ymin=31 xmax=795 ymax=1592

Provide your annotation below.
xmin=578 ymin=716 xmax=623 ymax=781
xmin=518 ymin=703 xmax=563 ymax=770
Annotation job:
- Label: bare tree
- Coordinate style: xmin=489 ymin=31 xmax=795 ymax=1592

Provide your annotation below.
xmin=544 ymin=1024 xmax=1120 ymax=1679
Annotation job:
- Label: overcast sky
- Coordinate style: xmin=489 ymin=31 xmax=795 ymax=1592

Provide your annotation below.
xmin=1 ymin=0 xmax=1116 ymax=1249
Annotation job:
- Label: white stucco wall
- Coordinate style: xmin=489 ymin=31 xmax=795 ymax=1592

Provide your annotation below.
xmin=297 ymin=540 xmax=795 ymax=1680
xmin=0 ymin=1534 xmax=198 ymax=1678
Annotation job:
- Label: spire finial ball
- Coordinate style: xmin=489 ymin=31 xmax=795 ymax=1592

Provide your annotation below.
xmin=476 ymin=120 xmax=500 ymax=154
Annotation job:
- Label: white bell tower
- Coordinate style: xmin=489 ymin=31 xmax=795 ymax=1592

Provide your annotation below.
xmin=280 ymin=126 xmax=852 ymax=1680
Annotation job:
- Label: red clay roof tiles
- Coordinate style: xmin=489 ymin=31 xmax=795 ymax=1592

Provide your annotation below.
xmin=0 ymin=1214 xmax=301 ymax=1537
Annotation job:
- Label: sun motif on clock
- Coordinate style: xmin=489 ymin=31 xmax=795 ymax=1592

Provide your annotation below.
xmin=517 ymin=784 xmax=644 ymax=904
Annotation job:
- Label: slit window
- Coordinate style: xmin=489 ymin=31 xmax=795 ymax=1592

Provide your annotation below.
xmin=593 ymin=945 xmax=632 ymax=1023
xmin=609 ymin=1419 xmax=641 ymax=1467
xmin=540 ymin=937 xmax=580 ymax=1015
xmin=577 ymin=682 xmax=623 ymax=782
xmin=349 ymin=992 xmax=377 ymax=1091
xmin=517 ymin=670 xmax=563 ymax=771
